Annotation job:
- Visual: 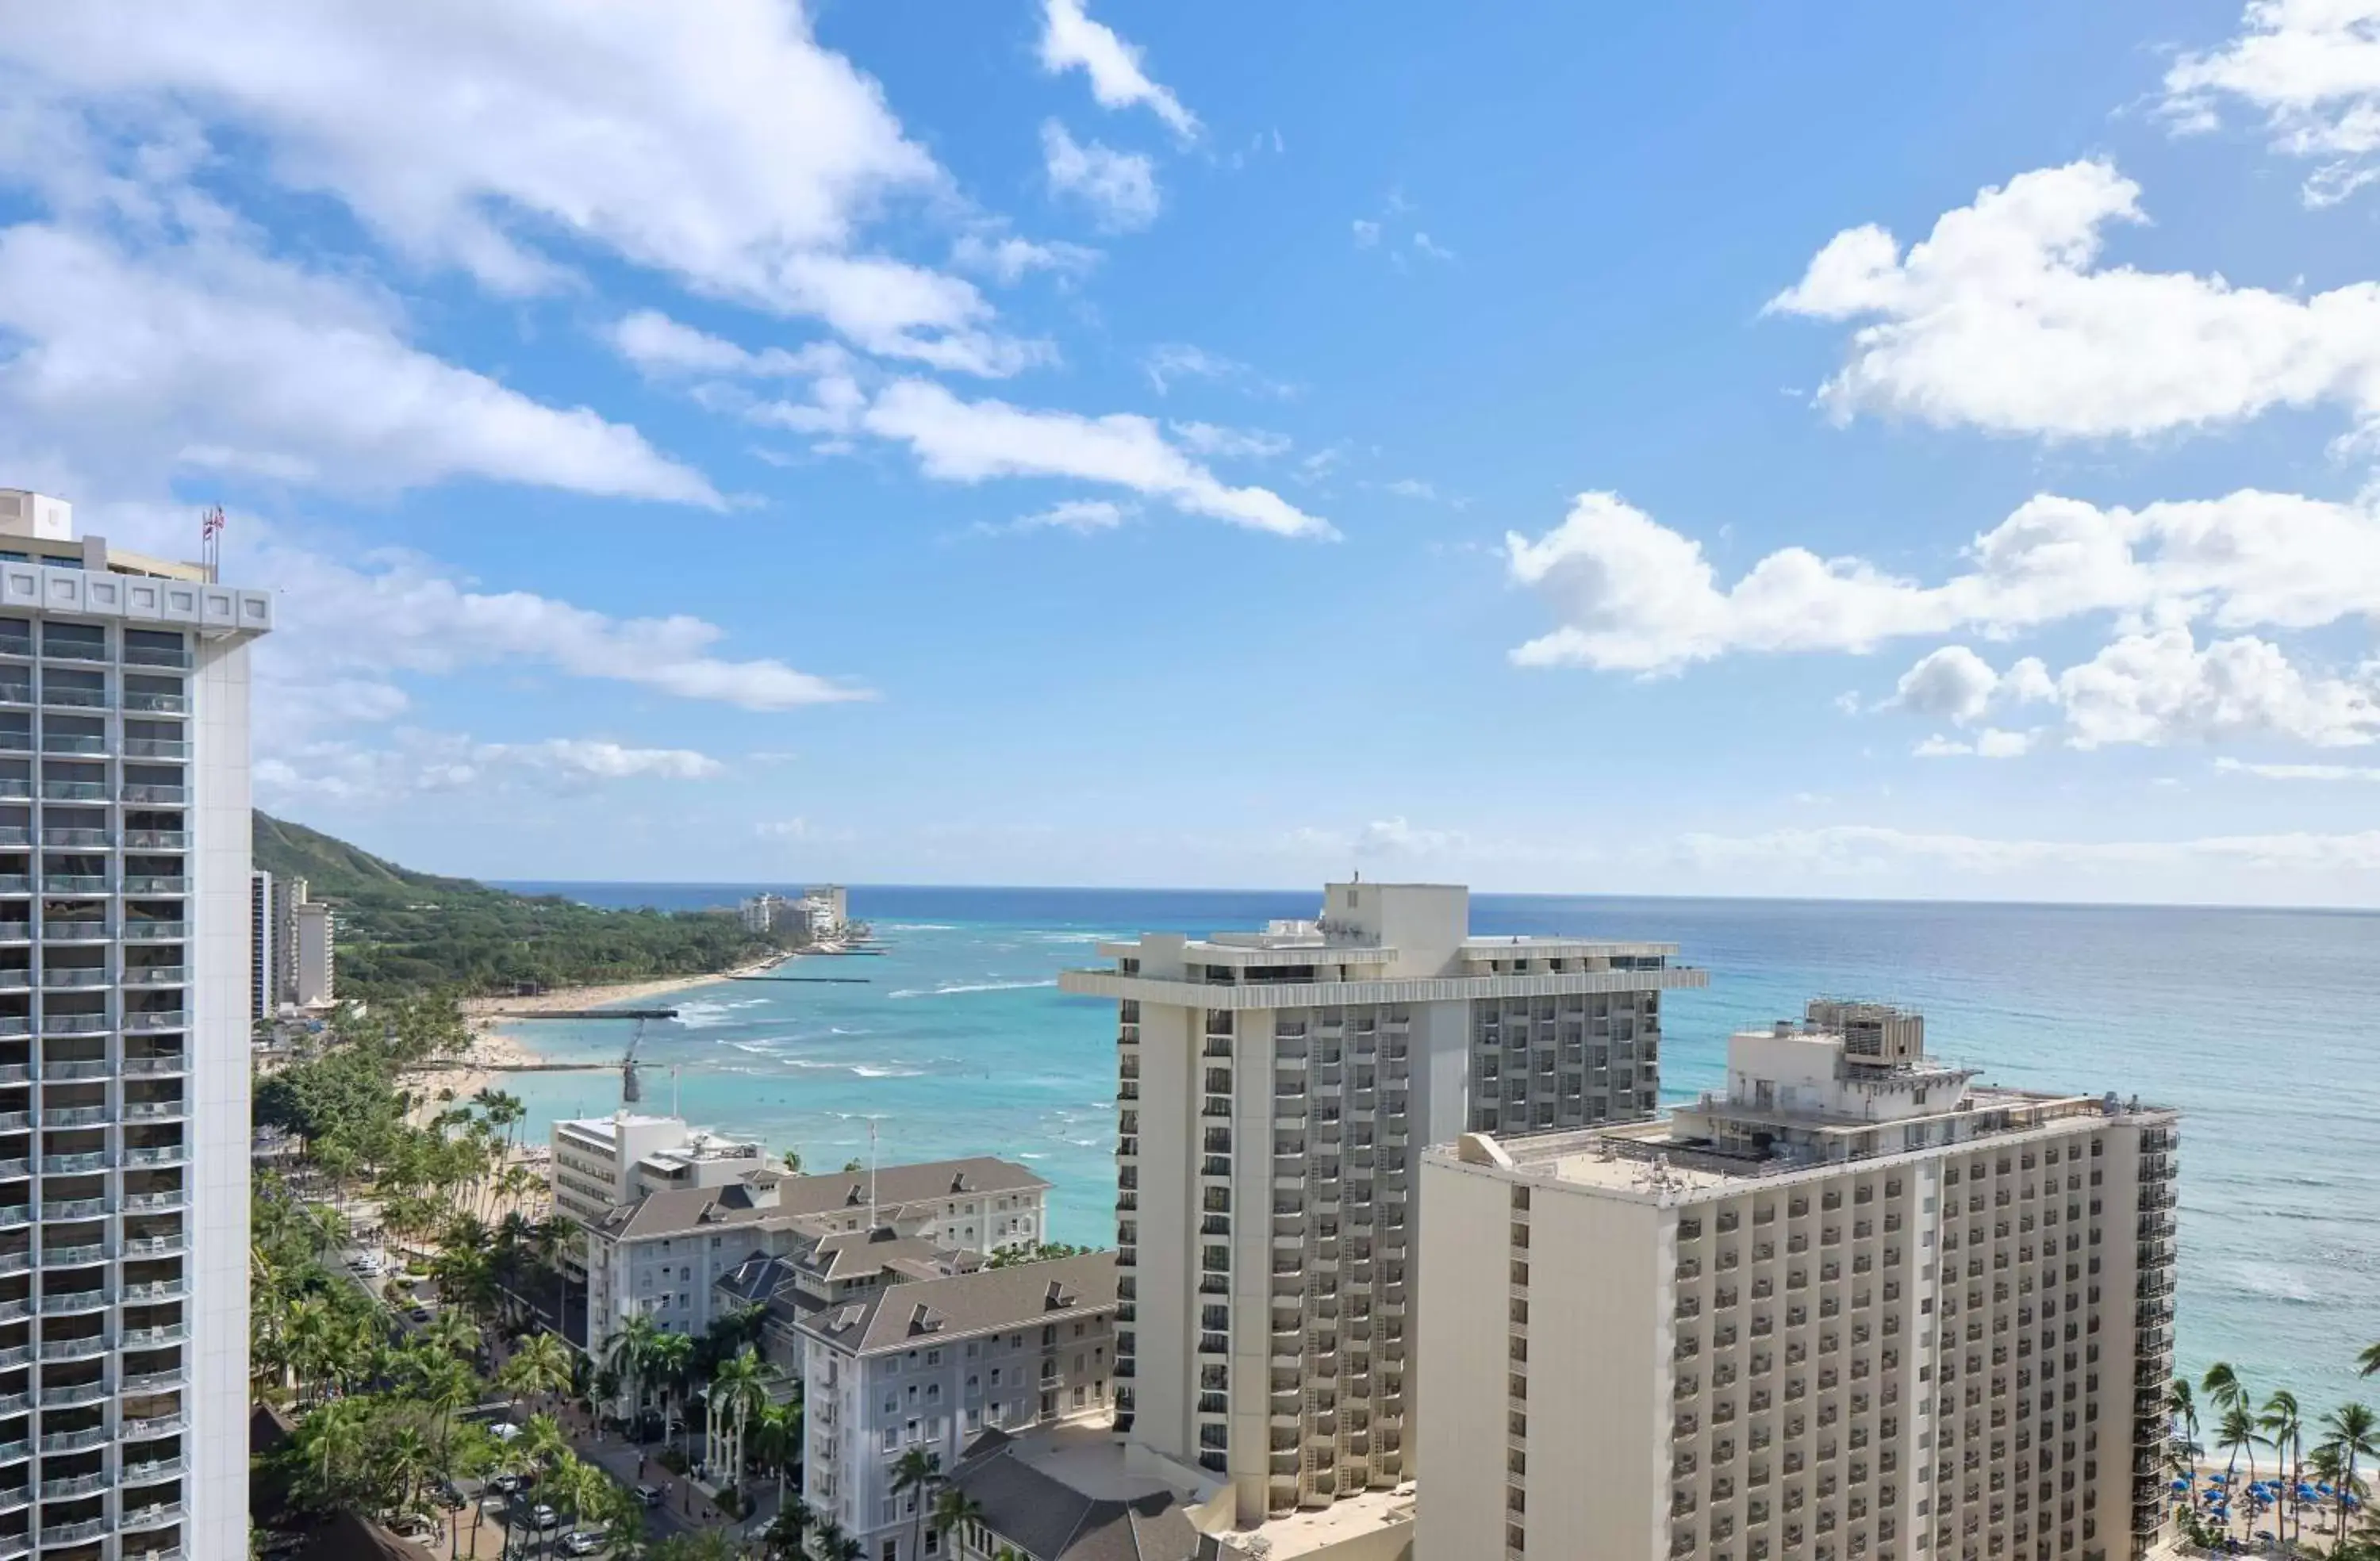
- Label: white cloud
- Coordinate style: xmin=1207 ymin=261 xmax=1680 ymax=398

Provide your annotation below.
xmin=1141 ymin=343 xmax=1291 ymax=398
xmin=1383 ymin=478 xmax=1439 ymax=501
xmin=1169 ymin=421 xmax=1291 ymax=459
xmin=949 ymin=232 xmax=1101 ymax=285
xmin=1894 ymin=631 xmax=2380 ymax=753
xmin=1042 ymin=121 xmax=1161 ymax=232
xmin=992 ymin=499 xmax=1134 ymax=535
xmin=1036 ymin=0 xmax=1199 ymax=138
xmin=861 ymin=379 xmax=1335 ymax=539
xmin=1286 ymin=817 xmax=1472 ymax=860
xmin=609 ymin=309 xmax=848 ymax=379
xmin=1411 ymin=231 xmax=1456 ymax=262
xmin=1677 ymin=823 xmax=2380 ymax=876
xmin=1893 ymin=646 xmax=2002 ymax=723
xmin=1351 ymin=219 xmax=1381 ymax=248
xmin=2217 ymin=756 xmax=2380 ymax=780
xmin=1766 ymin=159 xmax=2380 ymax=439
xmin=754 ymin=817 xmax=854 ymax=843
xmin=1911 ymin=728 xmax=2035 ymax=759
xmin=1505 ymin=487 xmax=2380 ymax=673
xmin=0 ymin=1 xmax=1043 ymax=368
xmin=2164 ymin=2 xmax=2380 ymax=206
xmin=256 ymin=731 xmax=723 ymax=804
xmin=0 ymin=222 xmax=718 ymax=505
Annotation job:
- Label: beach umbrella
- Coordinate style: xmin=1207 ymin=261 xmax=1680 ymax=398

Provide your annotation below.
xmin=2173 ymin=1479 xmax=2190 ymax=1492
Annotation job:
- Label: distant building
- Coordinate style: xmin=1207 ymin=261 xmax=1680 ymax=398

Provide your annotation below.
xmin=935 ymin=1421 xmax=1212 ymax=1561
xmin=797 ymin=1251 xmax=1119 ymax=1559
xmin=739 ymin=892 xmax=790 ymax=933
xmin=802 ymin=884 xmax=848 ymax=938
xmin=1417 ymin=1002 xmax=2182 ymax=1561
xmin=549 ymin=1112 xmax=768 ymax=1277
xmin=292 ymin=899 xmax=333 ymax=1007
xmin=583 ymin=1156 xmax=1050 ymax=1344
xmin=251 ymin=869 xmax=276 ymax=1022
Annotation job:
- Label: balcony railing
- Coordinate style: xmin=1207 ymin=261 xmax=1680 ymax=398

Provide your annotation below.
xmin=121 ymin=741 xmax=187 ymax=761
xmin=41 ymin=1060 xmax=111 ymax=1080
xmin=125 ymin=1013 xmax=186 ymax=1032
xmin=38 ymin=1153 xmax=109 ymax=1174
xmin=121 ymin=1103 xmax=184 ymax=1123
xmin=37 ymin=1426 xmax=110 ymax=1453
xmin=123 ymin=646 xmax=191 ymax=669
xmin=122 ymin=1145 xmax=184 ymax=1168
xmin=120 ymin=832 xmax=186 ymax=851
xmin=39 ymin=737 xmax=107 ymax=757
xmin=38 ymin=689 xmax=107 ymax=711
xmin=121 ymin=880 xmax=186 ymax=898
xmin=40 ymin=1014 xmax=110 ymax=1034
xmin=37 ymin=783 xmax=104 ymax=802
xmin=36 ymin=1292 xmax=109 ymax=1316
xmin=118 ymin=786 xmax=185 ymax=805
xmin=38 ymin=1518 xmax=108 ymax=1546
xmin=121 ymin=968 xmax=184 ymax=988
xmin=120 ymin=693 xmax=186 ymax=715
xmin=121 ymin=923 xmax=182 ymax=942
xmin=40 ymin=969 xmax=109 ymax=988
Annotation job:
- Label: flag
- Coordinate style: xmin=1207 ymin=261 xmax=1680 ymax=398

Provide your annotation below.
xmin=201 ymin=505 xmax=225 ymax=539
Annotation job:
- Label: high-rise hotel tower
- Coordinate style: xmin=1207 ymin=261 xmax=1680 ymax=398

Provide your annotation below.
xmin=1058 ymin=882 xmax=1707 ymax=1525
xmin=0 ymin=490 xmax=274 ymax=1561
xmin=1419 ymin=1003 xmax=2180 ymax=1561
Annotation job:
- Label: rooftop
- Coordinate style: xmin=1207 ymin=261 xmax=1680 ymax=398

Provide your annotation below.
xmin=797 ymin=1249 xmax=1115 ymax=1356
xmin=595 ymin=1155 xmax=1049 ymax=1241
xmin=945 ymin=1419 xmax=1205 ymax=1561
xmin=1219 ymin=1484 xmax=1416 ymax=1559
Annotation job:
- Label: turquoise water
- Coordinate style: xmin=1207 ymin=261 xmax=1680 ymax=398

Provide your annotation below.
xmin=492 ymin=885 xmax=2380 ymax=1420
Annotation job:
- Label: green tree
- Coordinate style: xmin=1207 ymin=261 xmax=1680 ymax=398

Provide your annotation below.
xmin=501 ymin=1332 xmax=576 ymax=1419
xmin=761 ymin=1499 xmax=812 ymax=1561
xmin=2217 ymin=1402 xmax=2262 ymax=1494
xmin=2263 ymin=1390 xmax=2305 ymax=1543
xmin=931 ymin=1487 xmax=985 ymax=1555
xmin=2323 ymin=1403 xmax=2380 ymax=1555
xmin=889 ymin=1448 xmax=941 ymax=1560
xmin=705 ymin=1346 xmax=774 ymax=1491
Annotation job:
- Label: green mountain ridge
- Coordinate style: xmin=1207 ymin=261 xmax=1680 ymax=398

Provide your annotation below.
xmin=250 ymin=811 xmax=782 ymax=998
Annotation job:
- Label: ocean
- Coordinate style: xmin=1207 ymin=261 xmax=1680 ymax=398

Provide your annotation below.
xmin=490 ymin=884 xmax=2380 ymax=1418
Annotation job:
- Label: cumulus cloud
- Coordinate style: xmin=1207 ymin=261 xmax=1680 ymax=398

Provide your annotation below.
xmin=1892 ymin=646 xmax=2004 ymax=723
xmin=0 ymin=222 xmax=717 ymax=505
xmin=1505 ymin=487 xmax=2380 ymax=673
xmin=609 ymin=309 xmax=849 ymax=379
xmin=981 ymin=499 xmax=1134 ymax=537
xmin=861 ymin=379 xmax=1334 ymax=538
xmin=1037 ymin=0 xmax=1199 ymax=138
xmin=1766 ymin=159 xmax=2380 ymax=440
xmin=0 ymin=2 xmax=1050 ymax=369
xmin=256 ymin=731 xmax=724 ymax=804
xmin=1042 ymin=121 xmax=1161 ymax=232
xmin=2163 ymin=2 xmax=2380 ymax=206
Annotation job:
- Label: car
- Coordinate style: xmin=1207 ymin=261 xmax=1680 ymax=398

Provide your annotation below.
xmin=529 ymin=1505 xmax=560 ymax=1530
xmin=559 ymin=1530 xmax=607 ymax=1555
xmin=487 ymin=1421 xmax=521 ymax=1442
xmin=487 ymin=1473 xmax=524 ymax=1495
xmin=634 ymin=1486 xmax=662 ymax=1509
xmin=409 ymin=1306 xmax=433 ymax=1323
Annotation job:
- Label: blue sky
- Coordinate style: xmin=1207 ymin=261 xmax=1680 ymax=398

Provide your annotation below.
xmin=4 ymin=0 xmax=2380 ymax=903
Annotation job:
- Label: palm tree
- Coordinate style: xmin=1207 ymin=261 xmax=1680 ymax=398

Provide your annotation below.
xmin=501 ymin=1332 xmax=576 ymax=1419
xmin=890 ymin=1448 xmax=941 ymax=1559
xmin=2218 ymin=1402 xmax=2261 ymax=1494
xmin=762 ymin=1499 xmax=812 ymax=1561
xmin=2204 ymin=1361 xmax=2247 ymax=1417
xmin=704 ymin=1346 xmax=774 ymax=1489
xmin=930 ymin=1488 xmax=985 ymax=1555
xmin=781 ymin=1149 xmax=804 ymax=1176
xmin=2361 ymin=1343 xmax=2380 ymax=1380
xmin=749 ymin=1398 xmax=804 ymax=1513
xmin=2263 ymin=1390 xmax=2304 ymax=1543
xmin=2171 ymin=1378 xmax=2199 ymax=1462
xmin=808 ymin=1518 xmax=849 ymax=1561
xmin=2324 ymin=1403 xmax=2380 ymax=1554
xmin=602 ymin=1314 xmax=662 ymax=1426
xmin=648 ymin=1329 xmax=696 ymax=1456
xmin=384 ymin=1425 xmax=435 ymax=1522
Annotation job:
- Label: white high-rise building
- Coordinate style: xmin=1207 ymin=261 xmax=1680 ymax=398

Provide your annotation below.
xmin=0 ymin=489 xmax=275 ymax=1561
xmin=1059 ymin=882 xmax=1707 ymax=1525
xmin=290 ymin=900 xmax=332 ymax=1008
xmin=1418 ymin=1003 xmax=2181 ymax=1561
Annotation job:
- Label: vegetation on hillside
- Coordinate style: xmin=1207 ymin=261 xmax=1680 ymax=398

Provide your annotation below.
xmin=254 ymin=811 xmax=787 ymax=998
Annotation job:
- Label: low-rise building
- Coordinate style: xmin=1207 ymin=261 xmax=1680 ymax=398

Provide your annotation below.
xmin=797 ymin=1252 xmax=1119 ymax=1560
xmin=585 ymin=1156 xmax=1050 ymax=1344
xmin=936 ymin=1421 xmax=1208 ymax=1561
xmin=1418 ymin=1003 xmax=2180 ymax=1561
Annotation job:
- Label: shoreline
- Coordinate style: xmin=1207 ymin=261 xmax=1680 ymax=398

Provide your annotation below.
xmin=424 ymin=953 xmax=794 ymax=1107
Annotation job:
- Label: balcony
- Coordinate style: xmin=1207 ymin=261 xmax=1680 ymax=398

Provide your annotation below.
xmin=37 ymin=1519 xmax=108 ymax=1547
xmin=121 ymin=1103 xmax=183 ymax=1125
xmin=0 ymin=1213 xmax=23 ymax=1233
xmin=120 ymin=694 xmax=185 ymax=715
xmin=39 ymin=1244 xmax=106 ymax=1268
xmin=36 ymin=830 xmax=108 ymax=851
xmin=119 ymin=832 xmax=186 ymax=852
xmin=120 ymin=922 xmax=182 ymax=944
xmin=119 ymin=1191 xmax=182 ymax=1214
xmin=38 ymin=1153 xmax=109 ymax=1175
xmin=36 ymin=1291 xmax=109 ymax=1316
xmin=125 ymin=1014 xmax=186 ymax=1034
xmin=118 ymin=786 xmax=185 ymax=805
xmin=120 ymin=1057 xmax=184 ymax=1079
xmin=36 ymin=783 xmax=103 ymax=803
xmin=121 ymin=881 xmax=186 ymax=899
xmin=121 ymin=742 xmax=186 ymax=761
xmin=38 ymin=1016 xmax=109 ymax=1036
xmin=121 ymin=1234 xmax=182 ymax=1257
xmin=121 ymin=1279 xmax=182 ymax=1302
xmin=36 ymin=1336 xmax=106 ymax=1361
xmin=40 ymin=1060 xmax=107 ymax=1082
xmin=35 ymin=1473 xmax=105 ymax=1500
xmin=119 ymin=1323 xmax=183 ymax=1348
xmin=117 ymin=1412 xmax=182 ymax=1438
xmin=40 ymin=1202 xmax=106 ymax=1225
xmin=38 ymin=1108 xmax=107 ymax=1129
xmin=39 ymin=1379 xmax=110 ymax=1407
xmin=123 ymin=1145 xmax=185 ymax=1168
xmin=121 ymin=1367 xmax=183 ymax=1393
xmin=37 ymin=1426 xmax=109 ymax=1453
xmin=121 ymin=968 xmax=184 ymax=988
xmin=38 ymin=924 xmax=108 ymax=945
xmin=123 ymin=646 xmax=190 ymax=669
xmin=38 ymin=737 xmax=106 ymax=757
xmin=120 ymin=1456 xmax=182 ymax=1485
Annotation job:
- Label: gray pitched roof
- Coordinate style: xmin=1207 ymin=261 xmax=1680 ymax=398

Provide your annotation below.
xmin=946 ymin=1430 xmax=1205 ymax=1561
xmin=796 ymin=1251 xmax=1115 ymax=1356
xmin=595 ymin=1156 xmax=1049 ymax=1242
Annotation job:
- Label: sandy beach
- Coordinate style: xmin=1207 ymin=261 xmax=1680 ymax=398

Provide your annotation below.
xmin=420 ymin=955 xmax=793 ymax=1107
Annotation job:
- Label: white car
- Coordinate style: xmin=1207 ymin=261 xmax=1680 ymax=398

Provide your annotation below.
xmin=487 ymin=1422 xmax=521 ymax=1442
xmin=559 ymin=1530 xmax=606 ymax=1556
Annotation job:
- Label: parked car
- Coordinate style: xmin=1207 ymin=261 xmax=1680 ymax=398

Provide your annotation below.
xmin=487 ymin=1421 xmax=521 ymax=1442
xmin=487 ymin=1473 xmax=525 ymax=1495
xmin=634 ymin=1486 xmax=662 ymax=1509
xmin=529 ymin=1505 xmax=560 ymax=1531
xmin=559 ymin=1530 xmax=607 ymax=1556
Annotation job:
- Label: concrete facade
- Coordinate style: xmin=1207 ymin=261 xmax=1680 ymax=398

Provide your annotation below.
xmin=0 ymin=489 xmax=275 ymax=1561
xmin=1418 ymin=1005 xmax=2180 ymax=1561
xmin=1058 ymin=882 xmax=1706 ymax=1525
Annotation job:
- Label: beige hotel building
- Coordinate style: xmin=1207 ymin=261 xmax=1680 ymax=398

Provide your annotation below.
xmin=1419 ymin=1002 xmax=2179 ymax=1561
